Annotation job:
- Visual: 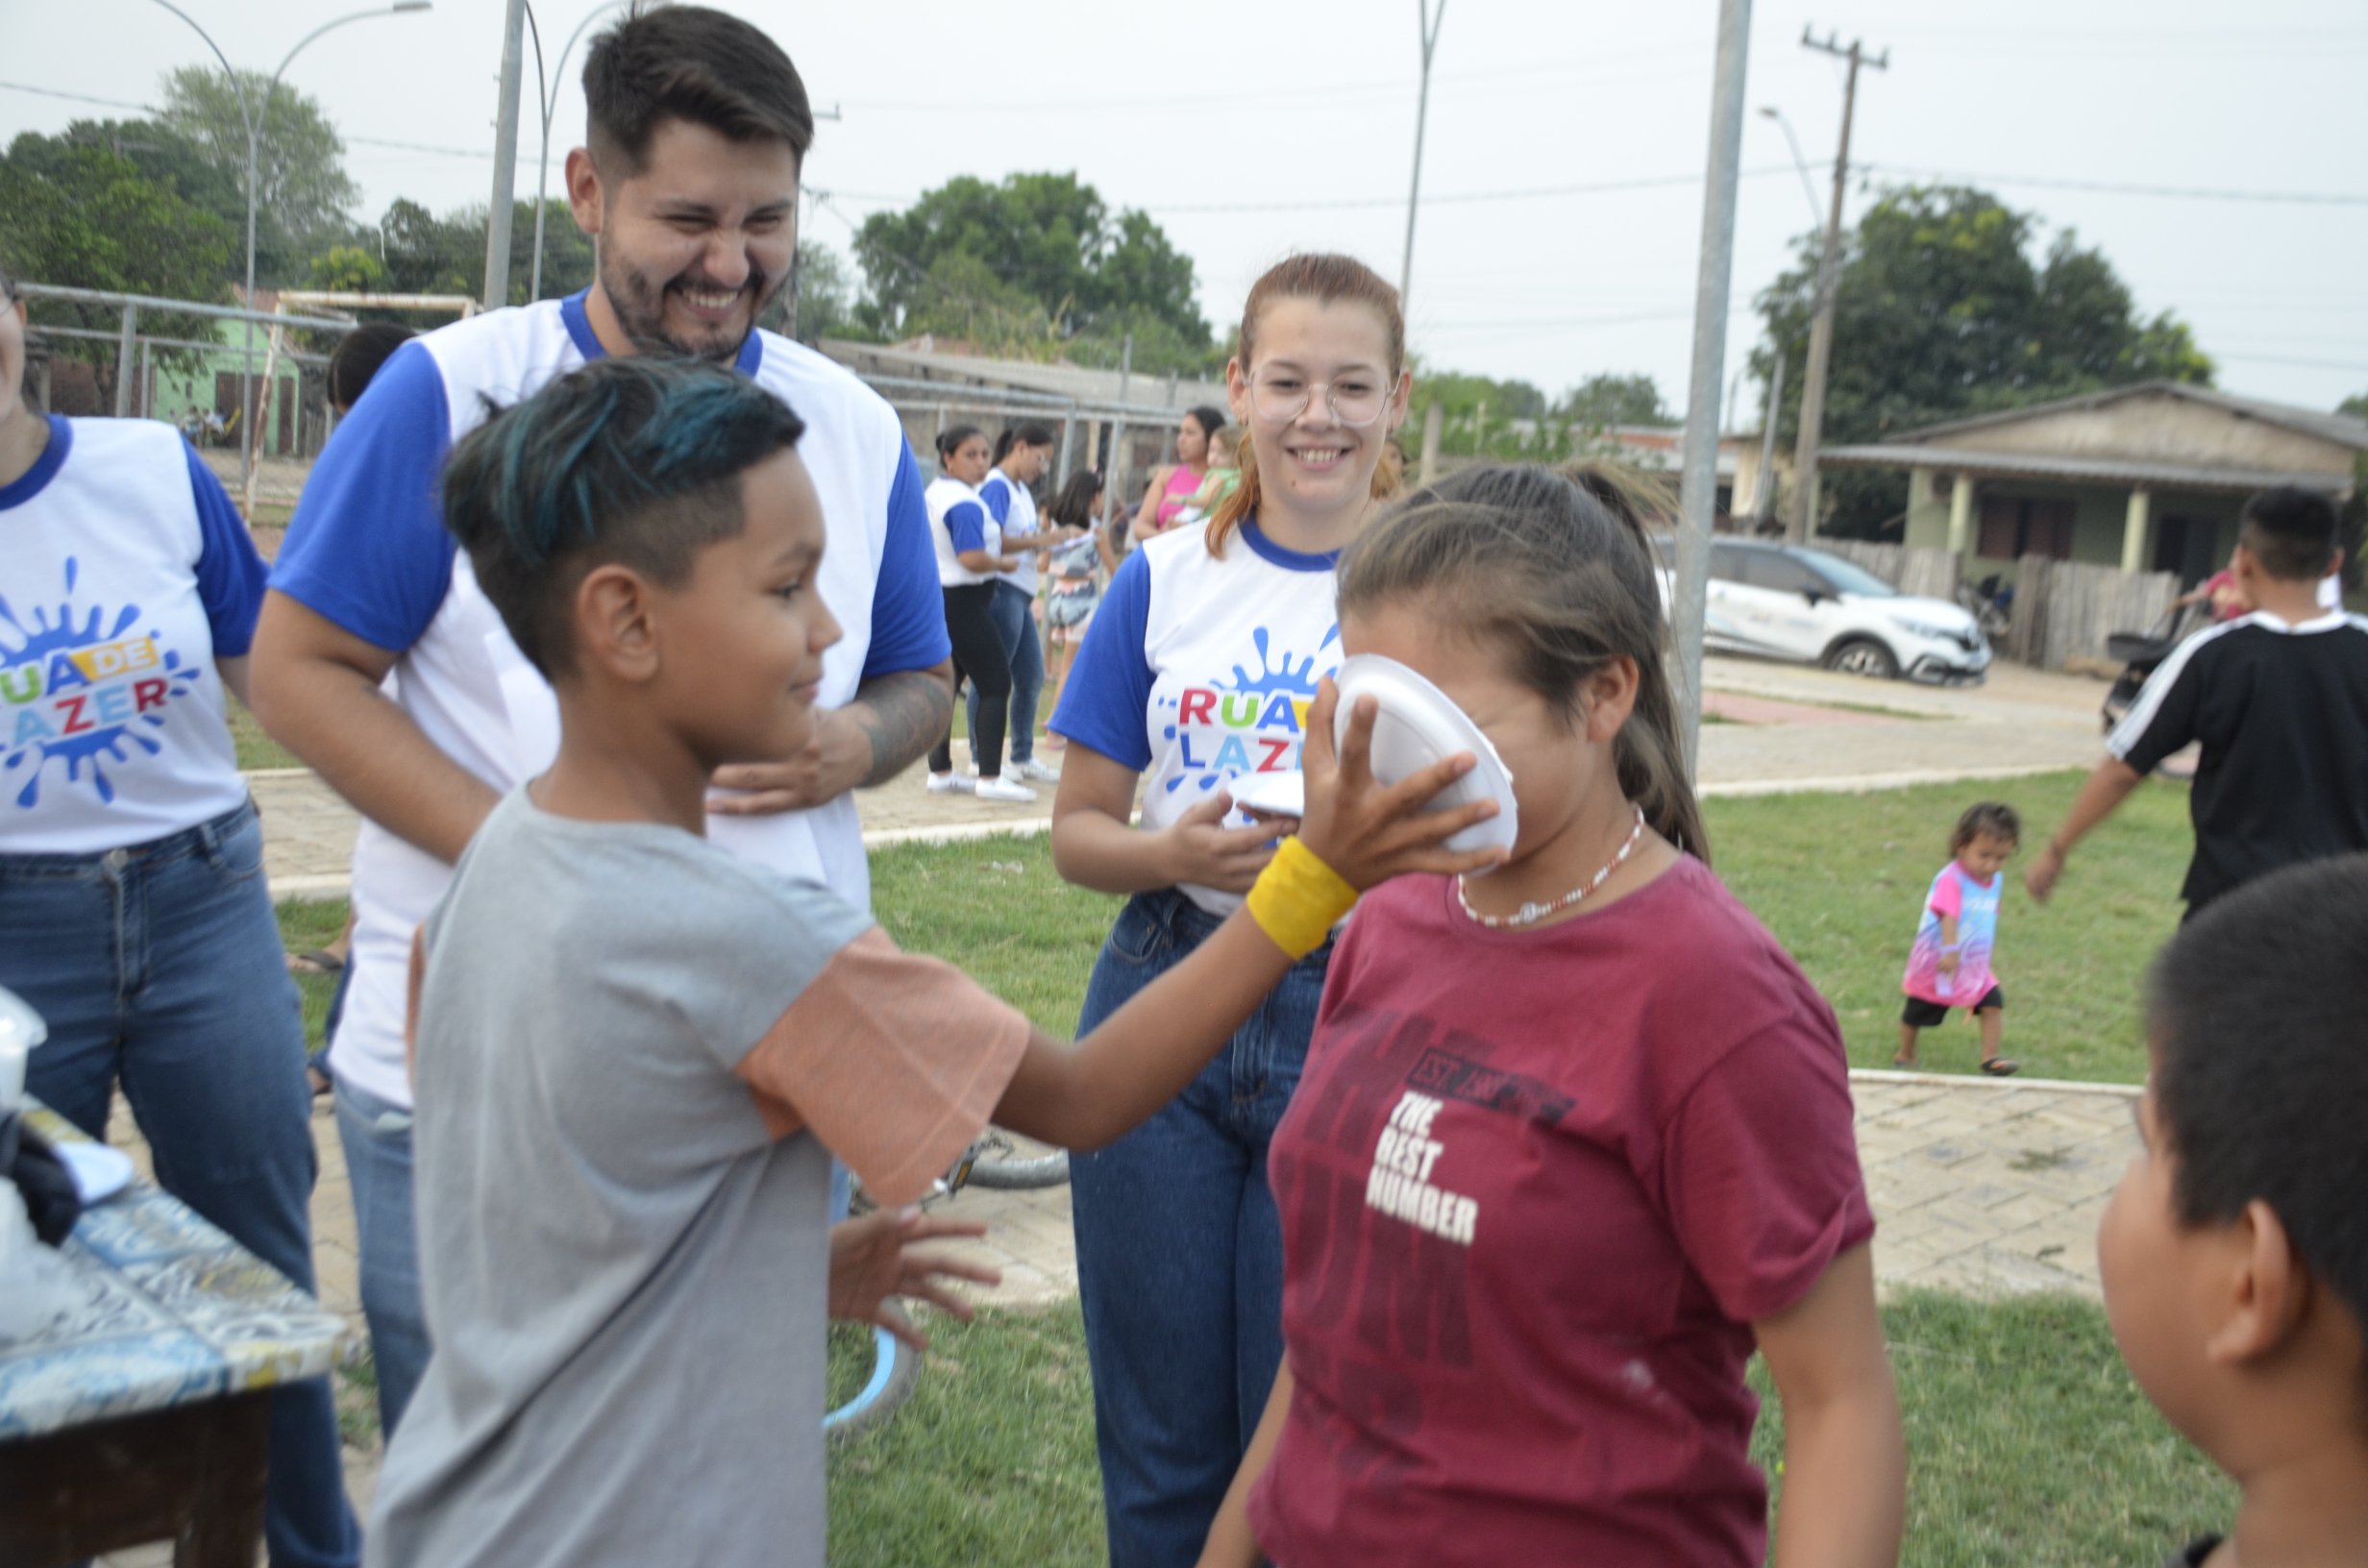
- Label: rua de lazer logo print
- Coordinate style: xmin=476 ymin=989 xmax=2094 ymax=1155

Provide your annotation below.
xmin=1154 ymin=624 xmax=1341 ymax=795
xmin=2 ymin=558 xmax=197 ymax=806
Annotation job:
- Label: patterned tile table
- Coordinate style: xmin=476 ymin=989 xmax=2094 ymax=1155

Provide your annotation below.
xmin=0 ymin=1102 xmax=354 ymax=1566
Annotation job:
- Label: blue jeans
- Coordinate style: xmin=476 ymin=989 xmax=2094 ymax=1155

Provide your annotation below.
xmin=1071 ymin=888 xmax=1331 ymax=1568
xmin=0 ymin=800 xmax=361 ymax=1568
xmin=333 ymin=1071 xmax=431 ymax=1440
xmin=965 ymin=579 xmax=1045 ymax=766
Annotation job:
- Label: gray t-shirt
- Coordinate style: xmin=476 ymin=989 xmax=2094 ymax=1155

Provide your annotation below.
xmin=366 ymin=790 xmax=1030 ymax=1568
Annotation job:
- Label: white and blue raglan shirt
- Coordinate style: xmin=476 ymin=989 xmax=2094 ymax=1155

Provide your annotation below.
xmin=2 ymin=417 xmax=263 ymax=854
xmin=1049 ymin=516 xmax=1342 ymax=916
xmin=928 ymin=476 xmax=999 ymax=588
xmin=976 ymin=468 xmax=1041 ymax=596
xmin=270 ymin=292 xmax=950 ymax=1111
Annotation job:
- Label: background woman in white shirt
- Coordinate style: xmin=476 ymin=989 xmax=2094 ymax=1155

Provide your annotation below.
xmin=1047 ymin=254 xmax=1413 ymax=1566
xmin=0 ymin=264 xmax=358 ymax=1567
xmin=925 ymin=426 xmax=1033 ymax=801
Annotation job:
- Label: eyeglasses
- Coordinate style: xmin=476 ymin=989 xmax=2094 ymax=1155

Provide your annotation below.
xmin=1246 ymin=371 xmax=1393 ymax=429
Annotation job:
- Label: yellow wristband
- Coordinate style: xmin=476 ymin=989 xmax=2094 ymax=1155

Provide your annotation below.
xmin=1246 ymin=836 xmax=1359 ymax=960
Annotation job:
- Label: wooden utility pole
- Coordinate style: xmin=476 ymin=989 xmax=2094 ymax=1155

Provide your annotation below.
xmin=1786 ymin=27 xmax=1887 ymax=544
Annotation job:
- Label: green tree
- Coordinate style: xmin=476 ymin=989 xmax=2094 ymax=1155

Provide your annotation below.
xmin=362 ymin=197 xmax=591 ymax=309
xmin=1752 ymin=184 xmax=2215 ymax=536
xmin=1559 ymin=372 xmax=1676 ymax=429
xmin=0 ymin=135 xmax=235 ymax=395
xmin=780 ymin=240 xmax=861 ymax=345
xmin=157 ymin=66 xmax=358 ymax=282
xmin=853 ymin=172 xmax=1211 ymax=361
xmin=307 ymin=243 xmax=382 ymax=294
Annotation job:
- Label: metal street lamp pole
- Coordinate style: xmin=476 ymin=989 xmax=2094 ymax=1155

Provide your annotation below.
xmin=1671 ymin=0 xmax=1753 ymax=779
xmin=140 ymin=0 xmax=428 ymax=500
xmin=526 ymin=1 xmax=630 ymax=303
xmin=1398 ymin=0 xmax=1445 ymax=323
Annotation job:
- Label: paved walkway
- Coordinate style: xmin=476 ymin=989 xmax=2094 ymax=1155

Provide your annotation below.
xmin=255 ymin=655 xmax=2119 ymax=900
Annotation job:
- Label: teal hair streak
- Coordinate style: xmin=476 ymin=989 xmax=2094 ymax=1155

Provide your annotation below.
xmin=444 ymin=356 xmax=806 ymax=570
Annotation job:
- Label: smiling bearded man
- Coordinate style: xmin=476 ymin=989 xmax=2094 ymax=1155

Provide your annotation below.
xmin=246 ymin=3 xmax=953 ymax=1446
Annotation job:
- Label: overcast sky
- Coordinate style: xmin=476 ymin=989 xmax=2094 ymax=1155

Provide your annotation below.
xmin=6 ymin=0 xmax=2363 ymax=422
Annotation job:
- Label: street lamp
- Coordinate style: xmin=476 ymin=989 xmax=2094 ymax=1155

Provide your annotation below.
xmin=1757 ymin=107 xmax=1826 ymax=228
xmin=524 ymin=0 xmax=632 ymax=303
xmin=140 ymin=0 xmax=431 ymax=496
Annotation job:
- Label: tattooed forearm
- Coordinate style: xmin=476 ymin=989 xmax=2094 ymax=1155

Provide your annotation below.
xmin=848 ymin=662 xmax=954 ymax=786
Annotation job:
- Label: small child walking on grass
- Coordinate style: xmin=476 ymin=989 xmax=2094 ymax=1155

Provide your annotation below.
xmin=1897 ymin=801 xmax=2020 ymax=1076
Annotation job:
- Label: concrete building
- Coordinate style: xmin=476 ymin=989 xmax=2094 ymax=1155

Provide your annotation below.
xmin=1819 ymin=383 xmax=2368 ymax=588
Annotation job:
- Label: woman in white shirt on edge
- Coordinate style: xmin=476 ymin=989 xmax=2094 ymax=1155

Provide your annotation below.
xmin=925 ymin=425 xmax=1033 ymax=801
xmin=0 ymin=264 xmax=359 ymax=1567
xmin=973 ymin=421 xmax=1077 ymax=785
xmin=1046 ymin=253 xmax=1413 ymax=1567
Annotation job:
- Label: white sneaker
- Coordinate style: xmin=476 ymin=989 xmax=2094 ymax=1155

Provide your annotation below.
xmin=974 ymin=775 xmax=1039 ymax=803
xmin=1007 ymin=757 xmax=1061 ymax=783
xmin=925 ymin=772 xmax=975 ymax=795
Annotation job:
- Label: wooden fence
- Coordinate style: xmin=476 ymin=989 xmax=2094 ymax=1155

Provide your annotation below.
xmin=2005 ymin=555 xmax=2179 ymax=672
xmin=1807 ymin=539 xmax=1963 ymax=603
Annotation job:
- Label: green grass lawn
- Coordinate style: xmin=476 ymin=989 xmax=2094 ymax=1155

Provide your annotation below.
xmin=278 ymin=770 xmax=2210 ymax=1556
xmin=868 ymin=769 xmax=2187 ymax=1085
xmin=828 ymin=1293 xmax=2232 ymax=1568
xmin=1712 ymin=771 xmax=2189 ymax=1084
xmin=275 ymin=895 xmax=349 ymax=1048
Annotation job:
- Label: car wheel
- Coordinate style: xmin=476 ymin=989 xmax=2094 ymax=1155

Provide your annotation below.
xmin=1823 ymin=638 xmax=1900 ymax=679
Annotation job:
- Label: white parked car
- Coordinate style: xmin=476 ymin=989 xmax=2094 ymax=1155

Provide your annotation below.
xmin=1652 ymin=538 xmax=1990 ymax=683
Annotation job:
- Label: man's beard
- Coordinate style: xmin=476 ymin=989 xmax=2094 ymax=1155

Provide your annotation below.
xmin=595 ymin=248 xmax=785 ymax=363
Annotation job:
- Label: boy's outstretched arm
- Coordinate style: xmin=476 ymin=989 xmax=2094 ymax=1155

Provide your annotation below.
xmin=992 ymin=682 xmax=1504 ymax=1154
xmin=1755 ymin=1243 xmax=1906 ymax=1568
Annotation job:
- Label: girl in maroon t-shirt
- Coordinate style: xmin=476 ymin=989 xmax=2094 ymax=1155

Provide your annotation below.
xmin=1200 ymin=466 xmax=1907 ymax=1568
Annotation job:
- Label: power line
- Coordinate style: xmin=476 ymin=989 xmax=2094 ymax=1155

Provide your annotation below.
xmin=0 ymin=79 xmax=489 ymax=159
xmin=1861 ymin=161 xmax=2368 ymax=208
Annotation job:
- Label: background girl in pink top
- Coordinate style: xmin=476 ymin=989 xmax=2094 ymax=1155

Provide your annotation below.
xmin=1896 ymin=801 xmax=2020 ymax=1076
xmin=1200 ymin=464 xmax=1904 ymax=1568
xmin=1131 ymin=404 xmax=1228 ymax=535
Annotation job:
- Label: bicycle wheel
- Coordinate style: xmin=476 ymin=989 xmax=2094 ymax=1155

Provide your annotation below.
xmin=964 ymin=1126 xmax=1071 ymax=1189
xmin=825 ymin=1319 xmax=922 ymax=1445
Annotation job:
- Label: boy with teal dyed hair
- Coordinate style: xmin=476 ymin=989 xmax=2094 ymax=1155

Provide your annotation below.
xmin=365 ymin=357 xmax=1502 ymax=1567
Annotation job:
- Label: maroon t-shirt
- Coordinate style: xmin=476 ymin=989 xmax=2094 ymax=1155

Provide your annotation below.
xmin=1246 ymin=857 xmax=1873 ymax=1568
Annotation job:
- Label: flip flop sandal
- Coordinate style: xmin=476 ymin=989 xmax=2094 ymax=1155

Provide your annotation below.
xmin=1890 ymin=1055 xmax=1918 ymax=1068
xmin=287 ymin=948 xmax=346 ymax=976
xmin=1980 ymin=1058 xmax=2020 ymax=1077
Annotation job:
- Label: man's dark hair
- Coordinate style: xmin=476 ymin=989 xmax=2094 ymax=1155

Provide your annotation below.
xmin=2239 ymin=486 xmax=2340 ymax=583
xmin=328 ymin=324 xmax=417 ymax=412
xmin=441 ymin=357 xmax=804 ymax=679
xmin=1950 ymin=801 xmax=2021 ymax=855
xmin=2149 ymin=852 xmax=2368 ymax=1338
xmin=582 ymin=5 xmax=814 ymax=176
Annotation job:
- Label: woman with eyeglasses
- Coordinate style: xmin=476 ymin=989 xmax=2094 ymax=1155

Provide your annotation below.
xmin=1047 ymin=253 xmax=1411 ymax=1567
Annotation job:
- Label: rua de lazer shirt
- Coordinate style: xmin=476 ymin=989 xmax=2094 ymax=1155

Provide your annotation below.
xmin=1 ymin=416 xmax=262 ymax=853
xmin=1247 ymin=859 xmax=1873 ymax=1568
xmin=1049 ymin=517 xmax=1341 ymax=915
xmin=268 ymin=293 xmax=949 ymax=1112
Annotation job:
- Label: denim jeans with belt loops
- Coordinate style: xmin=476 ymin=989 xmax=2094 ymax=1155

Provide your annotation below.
xmin=1070 ymin=886 xmax=1332 ymax=1568
xmin=965 ymin=578 xmax=1046 ymax=768
xmin=0 ymin=799 xmax=361 ymax=1568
